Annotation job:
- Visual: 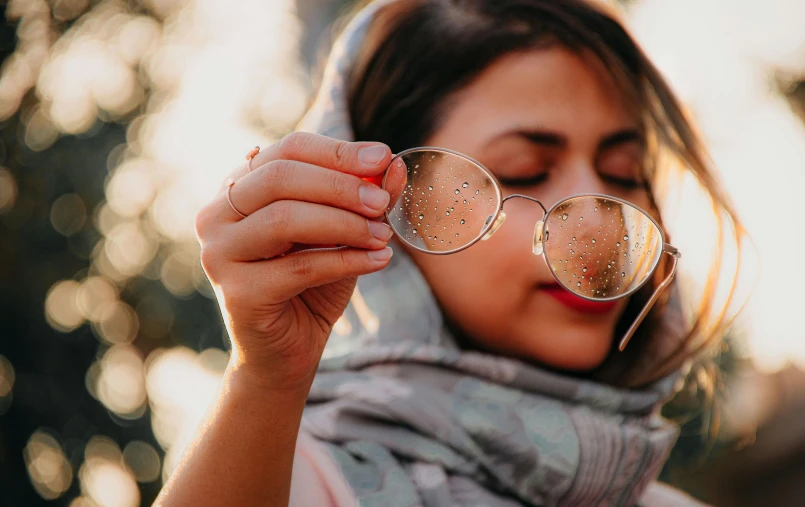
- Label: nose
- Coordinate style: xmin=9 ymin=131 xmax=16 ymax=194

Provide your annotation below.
xmin=552 ymin=156 xmax=607 ymax=200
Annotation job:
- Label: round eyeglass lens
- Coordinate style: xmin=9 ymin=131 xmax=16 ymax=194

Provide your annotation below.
xmin=543 ymin=196 xmax=663 ymax=300
xmin=383 ymin=149 xmax=500 ymax=253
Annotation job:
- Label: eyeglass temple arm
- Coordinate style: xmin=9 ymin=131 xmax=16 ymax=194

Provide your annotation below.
xmin=618 ymin=243 xmax=680 ymax=351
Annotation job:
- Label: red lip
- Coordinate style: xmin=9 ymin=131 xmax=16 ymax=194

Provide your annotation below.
xmin=542 ymin=284 xmax=618 ymax=315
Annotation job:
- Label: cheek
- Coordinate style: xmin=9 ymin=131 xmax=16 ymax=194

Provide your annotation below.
xmin=408 ymin=237 xmax=520 ymax=307
xmin=404 ymin=216 xmax=546 ymax=335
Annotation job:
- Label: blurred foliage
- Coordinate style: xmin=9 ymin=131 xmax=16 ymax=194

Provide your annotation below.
xmin=0 ymin=1 xmax=227 ymax=505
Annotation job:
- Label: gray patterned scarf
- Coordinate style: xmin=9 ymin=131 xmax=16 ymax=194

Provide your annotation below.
xmin=298 ymin=2 xmax=683 ymax=505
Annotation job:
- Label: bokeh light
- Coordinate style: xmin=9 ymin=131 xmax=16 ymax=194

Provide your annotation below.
xmin=79 ymin=436 xmax=140 ymax=507
xmin=0 ymin=168 xmax=18 ymax=213
xmin=94 ymin=345 xmax=147 ymax=418
xmin=122 ymin=440 xmax=162 ymax=483
xmin=0 ymin=354 xmax=16 ymax=415
xmin=51 ymin=193 xmax=87 ymax=236
xmin=24 ymin=430 xmax=73 ymax=501
xmin=45 ymin=280 xmax=85 ymax=332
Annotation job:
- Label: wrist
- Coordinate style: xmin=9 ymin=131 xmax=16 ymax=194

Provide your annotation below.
xmin=224 ymin=358 xmax=314 ymax=405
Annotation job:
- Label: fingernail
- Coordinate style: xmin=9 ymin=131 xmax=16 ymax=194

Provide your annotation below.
xmin=367 ymin=246 xmax=393 ymax=262
xmin=368 ymin=220 xmax=393 ymax=241
xmin=358 ymin=145 xmax=387 ymax=166
xmin=359 ymin=185 xmax=390 ymax=211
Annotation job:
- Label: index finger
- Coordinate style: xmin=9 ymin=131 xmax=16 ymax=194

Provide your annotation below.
xmin=253 ymin=132 xmax=392 ymax=178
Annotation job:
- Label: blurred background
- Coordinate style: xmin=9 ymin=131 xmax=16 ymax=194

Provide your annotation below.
xmin=1 ymin=0 xmax=804 ymax=506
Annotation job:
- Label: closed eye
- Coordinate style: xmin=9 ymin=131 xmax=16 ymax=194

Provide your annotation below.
xmin=600 ymin=173 xmax=646 ymax=190
xmin=497 ymin=173 xmax=548 ymax=188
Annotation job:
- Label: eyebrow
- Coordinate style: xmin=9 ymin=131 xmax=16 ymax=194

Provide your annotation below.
xmin=492 ymin=127 xmax=643 ymax=151
xmin=597 ymin=129 xmax=643 ymax=151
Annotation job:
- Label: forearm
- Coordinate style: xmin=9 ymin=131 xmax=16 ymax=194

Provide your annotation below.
xmin=154 ymin=363 xmax=310 ymax=507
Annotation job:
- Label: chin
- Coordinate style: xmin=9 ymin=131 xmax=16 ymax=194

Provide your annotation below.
xmin=521 ymin=323 xmax=616 ymax=372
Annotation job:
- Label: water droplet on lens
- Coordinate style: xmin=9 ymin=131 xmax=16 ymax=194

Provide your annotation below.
xmin=621 ymin=272 xmax=626 ymax=277
xmin=454 ymin=189 xmax=460 ymax=194
xmin=428 ymin=186 xmax=433 ymax=191
xmin=562 ymin=213 xmax=568 ymax=221
xmin=412 ymin=229 xmax=417 ymax=234
xmin=623 ymin=235 xmax=629 ymax=241
xmin=462 ymin=182 xmax=469 ymax=188
xmin=591 ymin=239 xmax=596 ymax=244
xmin=577 ymin=282 xmax=582 ymax=287
xmin=475 ymin=190 xmax=480 ymax=195
xmin=594 ymin=207 xmax=598 ymax=212
xmin=616 ymin=242 xmax=621 ymax=247
xmin=607 ymin=263 xmax=612 ymax=268
xmin=419 ymin=214 xmax=424 ymax=220
xmin=582 ymin=267 xmax=588 ymax=273
xmin=460 ymin=219 xmax=465 ymax=224
xmin=446 ymin=211 xmax=450 ymax=216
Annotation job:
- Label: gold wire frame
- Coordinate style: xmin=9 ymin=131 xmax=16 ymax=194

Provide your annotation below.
xmin=383 ymin=147 xmax=681 ymax=351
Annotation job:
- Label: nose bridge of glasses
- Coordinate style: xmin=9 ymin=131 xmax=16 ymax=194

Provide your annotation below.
xmin=481 ymin=194 xmax=549 ymax=243
xmin=491 ymin=194 xmax=547 ymax=251
xmin=501 ymin=194 xmax=548 ymax=214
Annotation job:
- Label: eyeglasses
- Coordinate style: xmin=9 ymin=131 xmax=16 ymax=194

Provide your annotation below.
xmin=381 ymin=147 xmax=681 ymax=351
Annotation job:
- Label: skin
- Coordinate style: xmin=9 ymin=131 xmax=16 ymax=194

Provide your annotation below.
xmin=154 ymin=47 xmax=652 ymax=507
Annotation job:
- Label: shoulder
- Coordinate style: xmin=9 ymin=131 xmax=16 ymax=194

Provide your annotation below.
xmin=290 ymin=429 xmax=358 ymax=507
xmin=639 ymin=482 xmax=710 ymax=507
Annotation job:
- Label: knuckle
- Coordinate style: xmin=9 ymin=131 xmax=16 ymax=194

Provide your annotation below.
xmin=328 ymin=172 xmax=351 ymax=200
xmin=194 ymin=204 xmax=212 ymax=237
xmin=264 ymin=201 xmax=293 ymax=237
xmin=277 ymin=131 xmax=309 ymax=158
xmin=337 ymin=247 xmax=353 ymax=269
xmin=199 ymin=246 xmax=222 ymax=278
xmin=289 ymin=252 xmax=315 ymax=279
xmin=340 ymin=212 xmax=358 ymax=238
xmin=194 ymin=201 xmax=221 ymax=238
xmin=332 ymin=140 xmax=350 ymax=171
xmin=262 ymin=159 xmax=293 ymax=190
xmin=222 ymin=280 xmax=251 ymax=310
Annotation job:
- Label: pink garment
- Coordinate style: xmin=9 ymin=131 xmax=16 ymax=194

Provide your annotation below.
xmin=290 ymin=429 xmax=356 ymax=507
xmin=289 ymin=429 xmax=708 ymax=507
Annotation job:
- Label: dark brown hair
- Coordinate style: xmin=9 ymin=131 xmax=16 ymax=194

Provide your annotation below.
xmin=344 ymin=0 xmax=746 ymax=387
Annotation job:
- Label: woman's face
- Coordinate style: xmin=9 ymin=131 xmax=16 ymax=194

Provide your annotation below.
xmin=402 ymin=47 xmax=651 ymax=371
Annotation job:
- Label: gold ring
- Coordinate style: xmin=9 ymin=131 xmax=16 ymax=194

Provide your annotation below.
xmin=225 ymin=178 xmax=247 ymax=218
xmin=246 ymin=146 xmax=260 ymax=172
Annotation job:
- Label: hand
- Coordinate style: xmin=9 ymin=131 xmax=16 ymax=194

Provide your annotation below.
xmin=194 ymin=132 xmax=394 ymax=391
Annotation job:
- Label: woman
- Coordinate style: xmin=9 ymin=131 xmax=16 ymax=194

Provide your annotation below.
xmin=155 ymin=0 xmax=742 ymax=505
